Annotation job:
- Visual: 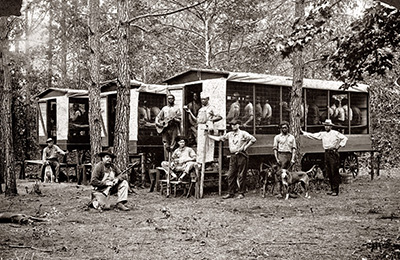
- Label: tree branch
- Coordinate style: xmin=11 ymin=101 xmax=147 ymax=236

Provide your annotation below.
xmin=157 ymin=22 xmax=204 ymax=39
xmin=126 ymin=0 xmax=210 ymax=24
xmin=100 ymin=0 xmax=210 ymax=39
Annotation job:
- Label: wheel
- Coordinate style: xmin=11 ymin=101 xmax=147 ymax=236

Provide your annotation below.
xmin=343 ymin=153 xmax=359 ymax=178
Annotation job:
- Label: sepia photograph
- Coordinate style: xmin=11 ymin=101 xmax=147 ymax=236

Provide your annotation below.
xmin=0 ymin=0 xmax=399 ymax=259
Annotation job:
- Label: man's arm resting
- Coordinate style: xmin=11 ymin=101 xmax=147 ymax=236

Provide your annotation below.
xmin=207 ymin=134 xmax=223 ymax=142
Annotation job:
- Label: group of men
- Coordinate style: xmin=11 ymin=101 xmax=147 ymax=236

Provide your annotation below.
xmin=155 ymin=92 xmax=257 ymax=199
xmin=226 ymin=93 xmax=273 ymax=126
xmin=327 ymin=98 xmax=362 ymax=126
xmin=274 ymin=119 xmax=348 ymax=197
xmin=41 ymin=92 xmax=349 ymax=211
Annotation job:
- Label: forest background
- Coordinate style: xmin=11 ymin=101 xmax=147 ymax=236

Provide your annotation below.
xmin=0 ymin=0 xmax=399 ymax=194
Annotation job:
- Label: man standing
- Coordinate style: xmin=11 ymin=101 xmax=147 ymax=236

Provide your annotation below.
xmin=273 ymin=121 xmax=296 ymax=170
xmin=255 ymin=96 xmax=263 ymax=125
xmin=186 ymin=92 xmax=201 ymax=142
xmin=41 ymin=138 xmax=67 ymax=183
xmin=155 ymin=94 xmax=182 ymax=160
xmin=342 ymin=98 xmax=353 ymax=124
xmin=301 ymin=119 xmax=348 ymax=196
xmin=262 ymin=99 xmax=272 ymax=125
xmin=91 ymin=148 xmax=130 ymax=211
xmin=242 ymin=95 xmax=254 ymax=127
xmin=208 ymin=119 xmax=256 ymax=199
xmin=186 ymin=92 xmax=222 ymax=164
xmin=226 ymin=92 xmax=240 ymax=124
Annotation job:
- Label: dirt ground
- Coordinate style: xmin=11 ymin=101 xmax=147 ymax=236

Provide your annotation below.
xmin=0 ymin=169 xmax=399 ymax=260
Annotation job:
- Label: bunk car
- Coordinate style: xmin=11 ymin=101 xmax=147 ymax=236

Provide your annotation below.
xmin=37 ymin=88 xmax=90 ymax=150
xmin=99 ymin=79 xmax=175 ymax=165
xmin=164 ymin=69 xmax=372 ymax=176
xmin=37 ymin=81 xmax=181 ymax=182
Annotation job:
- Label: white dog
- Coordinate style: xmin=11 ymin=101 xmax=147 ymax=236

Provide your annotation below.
xmin=43 ymin=165 xmax=55 ymax=183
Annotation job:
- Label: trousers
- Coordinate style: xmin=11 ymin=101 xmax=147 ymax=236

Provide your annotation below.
xmin=325 ymin=150 xmax=341 ymax=193
xmin=227 ymin=153 xmax=249 ymax=195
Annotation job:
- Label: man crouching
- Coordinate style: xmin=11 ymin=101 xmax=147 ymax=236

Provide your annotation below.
xmin=90 ymin=148 xmax=130 ymax=211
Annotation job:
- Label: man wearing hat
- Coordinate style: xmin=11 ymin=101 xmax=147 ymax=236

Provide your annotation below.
xmin=41 ymin=138 xmax=67 ymax=183
xmin=226 ymin=92 xmax=240 ymax=124
xmin=186 ymin=92 xmax=222 ymax=164
xmin=155 ymin=94 xmax=182 ymax=160
xmin=90 ymin=148 xmax=130 ymax=211
xmin=301 ymin=119 xmax=348 ymax=196
xmin=161 ymin=136 xmax=198 ymax=182
xmin=208 ymin=119 xmax=256 ymax=199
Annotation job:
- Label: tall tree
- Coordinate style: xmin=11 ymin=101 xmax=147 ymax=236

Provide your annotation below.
xmin=290 ymin=0 xmax=305 ymax=170
xmin=0 ymin=17 xmax=17 ymax=196
xmin=88 ymin=0 xmax=102 ymax=166
xmin=114 ymin=0 xmax=130 ymax=170
xmin=60 ymin=0 xmax=67 ymax=85
xmin=47 ymin=0 xmax=53 ymax=88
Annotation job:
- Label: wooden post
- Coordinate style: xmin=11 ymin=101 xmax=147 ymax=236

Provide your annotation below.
xmin=370 ymin=151 xmax=374 ymax=180
xmin=200 ymin=130 xmax=208 ymax=198
xmin=166 ymin=149 xmax=171 ymax=198
xmin=140 ymin=153 xmax=146 ymax=185
xmin=218 ymin=137 xmax=223 ymax=196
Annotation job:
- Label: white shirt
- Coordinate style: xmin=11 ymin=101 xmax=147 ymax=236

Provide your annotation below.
xmin=302 ymin=130 xmax=348 ymax=150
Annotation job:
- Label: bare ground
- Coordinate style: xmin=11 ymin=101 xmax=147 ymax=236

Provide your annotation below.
xmin=0 ymin=170 xmax=399 ymax=260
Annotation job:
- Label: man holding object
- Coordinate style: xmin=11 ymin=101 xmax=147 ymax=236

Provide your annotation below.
xmin=91 ymin=148 xmax=130 ymax=211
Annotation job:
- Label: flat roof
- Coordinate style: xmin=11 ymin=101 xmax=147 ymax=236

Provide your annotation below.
xmin=163 ymin=69 xmax=369 ymax=93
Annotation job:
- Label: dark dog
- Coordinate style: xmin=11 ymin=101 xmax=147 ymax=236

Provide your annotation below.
xmin=260 ymin=163 xmax=280 ymax=198
xmin=279 ymin=165 xmax=319 ymax=200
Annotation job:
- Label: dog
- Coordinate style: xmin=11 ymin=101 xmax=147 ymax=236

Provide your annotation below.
xmin=43 ymin=165 xmax=55 ymax=183
xmin=260 ymin=163 xmax=280 ymax=198
xmin=279 ymin=165 xmax=319 ymax=200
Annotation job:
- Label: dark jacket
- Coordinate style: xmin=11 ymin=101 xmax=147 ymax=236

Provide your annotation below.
xmin=90 ymin=161 xmax=127 ymax=189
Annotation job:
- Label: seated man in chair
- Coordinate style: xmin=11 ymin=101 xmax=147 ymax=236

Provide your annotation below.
xmin=161 ymin=136 xmax=198 ymax=183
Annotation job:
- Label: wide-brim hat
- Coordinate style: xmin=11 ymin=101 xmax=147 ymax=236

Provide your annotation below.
xmin=98 ymin=148 xmax=116 ymax=158
xmin=200 ymin=92 xmax=209 ymax=99
xmin=176 ymin=135 xmax=188 ymax=143
xmin=322 ymin=119 xmax=334 ymax=126
xmin=230 ymin=119 xmax=242 ymax=125
xmin=46 ymin=138 xmax=54 ymax=143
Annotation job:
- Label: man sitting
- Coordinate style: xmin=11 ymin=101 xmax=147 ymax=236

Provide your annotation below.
xmin=41 ymin=138 xmax=67 ymax=183
xmin=161 ymin=136 xmax=198 ymax=183
xmin=90 ymin=148 xmax=130 ymax=211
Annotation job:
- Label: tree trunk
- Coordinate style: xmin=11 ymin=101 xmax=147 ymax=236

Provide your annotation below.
xmin=0 ymin=17 xmax=17 ymax=196
xmin=114 ymin=0 xmax=130 ymax=170
xmin=47 ymin=1 xmax=53 ymax=88
xmin=88 ymin=0 xmax=102 ymax=166
xmin=60 ymin=0 xmax=67 ymax=86
xmin=290 ymin=0 xmax=305 ymax=171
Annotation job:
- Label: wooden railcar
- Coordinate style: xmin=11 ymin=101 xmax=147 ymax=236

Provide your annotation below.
xmin=36 ymin=81 xmax=177 ymax=168
xmin=37 ymin=88 xmax=90 ymax=150
xmin=163 ymin=69 xmax=372 ymax=176
xmin=36 ymin=69 xmax=372 ymax=177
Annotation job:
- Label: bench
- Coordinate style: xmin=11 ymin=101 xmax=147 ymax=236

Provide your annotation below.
xmin=22 ymin=159 xmax=78 ymax=182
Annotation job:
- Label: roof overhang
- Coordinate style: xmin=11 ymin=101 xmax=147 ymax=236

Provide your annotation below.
xmin=37 ymin=88 xmax=88 ymax=100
